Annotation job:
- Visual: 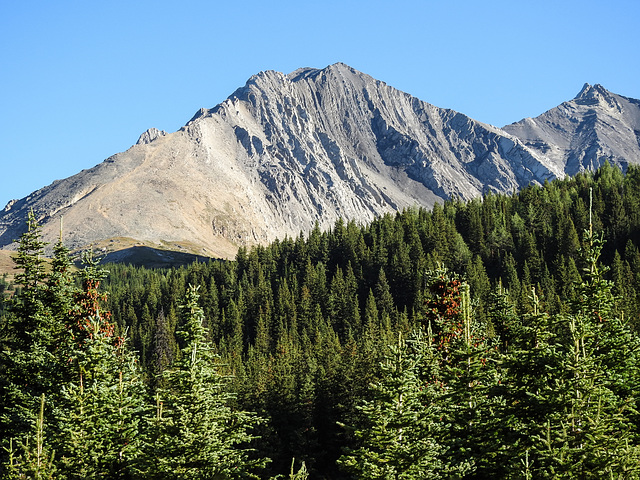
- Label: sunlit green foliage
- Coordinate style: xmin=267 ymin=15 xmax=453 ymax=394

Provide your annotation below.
xmin=4 ymin=163 xmax=640 ymax=478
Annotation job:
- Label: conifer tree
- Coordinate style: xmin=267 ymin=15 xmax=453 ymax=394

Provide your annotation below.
xmin=0 ymin=211 xmax=60 ymax=455
xmin=340 ymin=267 xmax=503 ymax=479
xmin=2 ymin=394 xmax=57 ymax=480
xmin=45 ymin=231 xmax=78 ymax=330
xmin=150 ymin=307 xmax=175 ymax=391
xmin=505 ymin=226 xmax=640 ymax=478
xmin=54 ymin=251 xmax=145 ymax=479
xmin=338 ymin=329 xmax=468 ymax=479
xmin=423 ymin=269 xmax=503 ymax=477
xmin=536 ymin=229 xmax=640 ymax=477
xmin=10 ymin=211 xmax=48 ymax=335
xmin=142 ymin=284 xmax=267 ymax=479
xmin=498 ymin=288 xmax=563 ymax=477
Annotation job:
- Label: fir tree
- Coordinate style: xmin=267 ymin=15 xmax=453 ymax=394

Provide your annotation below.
xmin=507 ymin=228 xmax=640 ymax=478
xmin=338 ymin=331 xmax=454 ymax=479
xmin=2 ymin=394 xmax=57 ymax=480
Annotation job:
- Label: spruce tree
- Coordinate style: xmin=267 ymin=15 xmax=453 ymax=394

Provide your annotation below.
xmin=45 ymin=232 xmax=79 ymax=331
xmin=54 ymin=251 xmax=145 ymax=479
xmin=535 ymin=229 xmax=640 ymax=478
xmin=10 ymin=211 xmax=49 ymax=337
xmin=142 ymin=284 xmax=267 ymax=479
xmin=338 ymin=331 xmax=453 ymax=479
xmin=499 ymin=288 xmax=563 ymax=478
xmin=2 ymin=394 xmax=57 ymax=480
xmin=0 ymin=211 xmax=59 ymax=458
xmin=505 ymin=228 xmax=640 ymax=478
xmin=423 ymin=269 xmax=503 ymax=478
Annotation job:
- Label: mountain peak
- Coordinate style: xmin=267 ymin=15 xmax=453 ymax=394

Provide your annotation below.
xmin=324 ymin=62 xmax=354 ymax=72
xmin=286 ymin=63 xmax=354 ymax=82
xmin=287 ymin=66 xmax=320 ymax=81
xmin=505 ymin=81 xmax=640 ymax=176
xmin=576 ymin=82 xmax=593 ymax=98
xmin=574 ymin=83 xmax=615 ymax=106
xmin=2 ymin=66 xmax=638 ymax=260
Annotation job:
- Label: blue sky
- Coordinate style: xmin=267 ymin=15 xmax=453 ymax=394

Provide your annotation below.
xmin=1 ymin=0 xmax=639 ymax=208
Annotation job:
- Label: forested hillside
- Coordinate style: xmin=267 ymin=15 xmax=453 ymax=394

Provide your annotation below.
xmin=3 ymin=162 xmax=640 ymax=478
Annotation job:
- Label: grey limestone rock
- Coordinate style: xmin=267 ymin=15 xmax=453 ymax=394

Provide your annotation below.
xmin=1 ymin=65 xmax=638 ymax=259
xmin=503 ymin=83 xmax=640 ymax=175
xmin=136 ymin=127 xmax=168 ymax=145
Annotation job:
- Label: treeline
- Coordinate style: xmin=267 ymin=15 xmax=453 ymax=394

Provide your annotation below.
xmin=3 ymin=162 xmax=640 ymax=478
xmin=103 ymin=162 xmax=640 ymax=476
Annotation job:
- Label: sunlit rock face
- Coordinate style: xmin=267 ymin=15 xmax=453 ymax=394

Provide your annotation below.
xmin=503 ymin=83 xmax=640 ymax=176
xmin=3 ymin=65 xmax=636 ymax=259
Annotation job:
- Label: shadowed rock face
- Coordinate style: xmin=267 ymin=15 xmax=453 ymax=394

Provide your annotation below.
xmin=503 ymin=83 xmax=640 ymax=176
xmin=0 ymin=64 xmax=636 ymax=259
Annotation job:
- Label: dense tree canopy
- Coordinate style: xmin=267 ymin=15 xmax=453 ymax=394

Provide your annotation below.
xmin=3 ymin=162 xmax=640 ymax=478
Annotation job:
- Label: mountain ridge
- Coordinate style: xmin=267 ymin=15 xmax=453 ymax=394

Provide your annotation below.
xmin=1 ymin=63 xmax=638 ymax=260
xmin=503 ymin=82 xmax=640 ymax=176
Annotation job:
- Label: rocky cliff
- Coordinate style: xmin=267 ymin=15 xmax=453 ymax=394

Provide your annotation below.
xmin=503 ymin=83 xmax=640 ymax=175
xmin=0 ymin=64 xmax=636 ymax=259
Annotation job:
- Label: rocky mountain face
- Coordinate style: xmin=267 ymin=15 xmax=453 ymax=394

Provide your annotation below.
xmin=1 ymin=64 xmax=638 ymax=259
xmin=503 ymin=83 xmax=640 ymax=176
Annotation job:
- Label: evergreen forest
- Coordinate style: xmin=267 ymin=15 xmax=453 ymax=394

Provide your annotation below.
xmin=4 ymin=162 xmax=640 ymax=478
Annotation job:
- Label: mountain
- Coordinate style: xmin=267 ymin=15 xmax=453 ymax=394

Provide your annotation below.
xmin=0 ymin=64 xmax=637 ymax=260
xmin=503 ymin=83 xmax=640 ymax=175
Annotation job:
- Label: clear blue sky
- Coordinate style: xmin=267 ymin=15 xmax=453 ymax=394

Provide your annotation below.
xmin=1 ymin=0 xmax=638 ymax=208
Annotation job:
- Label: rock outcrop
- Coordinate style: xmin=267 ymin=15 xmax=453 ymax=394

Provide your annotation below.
xmin=136 ymin=128 xmax=167 ymax=145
